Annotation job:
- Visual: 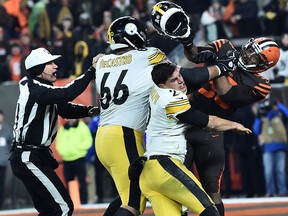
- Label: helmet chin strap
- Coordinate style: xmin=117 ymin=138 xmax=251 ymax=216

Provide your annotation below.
xmin=123 ymin=32 xmax=146 ymax=50
xmin=124 ymin=37 xmax=137 ymax=50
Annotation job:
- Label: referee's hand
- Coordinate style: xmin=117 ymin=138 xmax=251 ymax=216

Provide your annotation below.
xmin=92 ymin=53 xmax=105 ymax=69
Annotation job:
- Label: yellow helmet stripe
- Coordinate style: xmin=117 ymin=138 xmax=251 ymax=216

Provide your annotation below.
xmin=153 ymin=4 xmax=165 ymax=14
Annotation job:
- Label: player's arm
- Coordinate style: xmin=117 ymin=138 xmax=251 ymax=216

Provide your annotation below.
xmin=206 ymin=115 xmax=251 ymax=134
xmin=177 ymin=107 xmax=251 ymax=133
xmin=216 ymin=74 xmax=271 ymax=105
xmin=183 ymin=44 xmax=215 ymax=63
xmin=217 ymin=83 xmax=267 ymax=106
xmin=213 ymin=75 xmax=233 ymax=95
xmin=57 ymin=102 xmax=99 ymax=119
xmin=184 ymin=39 xmax=235 ymax=65
xmin=181 ymin=57 xmax=237 ymax=93
xmin=180 ymin=66 xmax=220 ymax=93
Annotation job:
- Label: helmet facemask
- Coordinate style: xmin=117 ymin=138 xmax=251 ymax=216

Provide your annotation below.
xmin=238 ymin=38 xmax=279 ymax=73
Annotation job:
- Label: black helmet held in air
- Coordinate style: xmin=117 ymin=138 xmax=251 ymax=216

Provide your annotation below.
xmin=150 ymin=1 xmax=191 ymax=39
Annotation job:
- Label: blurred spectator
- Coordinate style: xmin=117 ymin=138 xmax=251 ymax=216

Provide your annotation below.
xmin=90 ymin=0 xmax=112 ymax=27
xmin=229 ymin=0 xmax=261 ymax=38
xmin=200 ymin=0 xmax=229 ymax=42
xmin=18 ymin=28 xmax=34 ymax=80
xmin=128 ymin=4 xmax=141 ymax=20
xmin=0 ymin=4 xmax=16 ymax=39
xmin=72 ymin=41 xmax=91 ymax=77
xmin=271 ymin=33 xmax=288 ymax=84
xmin=94 ymin=10 xmax=112 ymax=42
xmin=0 ymin=110 xmax=13 ymax=209
xmin=38 ymin=0 xmax=73 ymax=45
xmin=0 ymin=26 xmax=11 ymax=83
xmin=94 ymin=29 xmax=111 ymax=54
xmin=175 ymin=0 xmax=211 ymax=32
xmin=261 ymin=0 xmax=282 ymax=36
xmin=138 ymin=0 xmax=157 ymax=37
xmin=253 ymin=99 xmax=288 ymax=197
xmin=19 ymin=27 xmax=33 ymax=56
xmin=27 ymin=0 xmax=46 ymax=41
xmin=280 ymin=0 xmax=288 ymax=35
xmin=86 ymin=115 xmax=117 ymax=203
xmin=110 ymin=0 xmax=133 ymax=21
xmin=233 ymin=104 xmax=266 ymax=198
xmin=49 ymin=15 xmax=74 ymax=78
xmin=223 ymin=0 xmax=239 ymax=38
xmin=56 ymin=119 xmax=93 ymax=204
xmin=2 ymin=0 xmax=32 ymax=39
xmin=60 ymin=15 xmax=74 ymax=76
xmin=130 ymin=0 xmax=146 ymax=13
xmin=50 ymin=24 xmax=68 ymax=78
xmin=71 ymin=12 xmax=97 ymax=74
xmin=81 ymin=0 xmax=94 ymax=24
xmin=65 ymin=0 xmax=83 ymax=27
xmin=139 ymin=0 xmax=156 ymax=26
xmin=7 ymin=43 xmax=23 ymax=81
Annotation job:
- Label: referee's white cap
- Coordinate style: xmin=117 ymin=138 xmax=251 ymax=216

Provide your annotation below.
xmin=25 ymin=48 xmax=61 ymax=70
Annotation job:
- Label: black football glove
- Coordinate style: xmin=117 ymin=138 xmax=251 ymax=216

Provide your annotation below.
xmin=215 ymin=50 xmax=238 ymax=76
xmin=128 ymin=156 xmax=147 ymax=182
xmin=177 ymin=26 xmax=195 ymax=48
xmin=194 ymin=50 xmax=217 ymax=64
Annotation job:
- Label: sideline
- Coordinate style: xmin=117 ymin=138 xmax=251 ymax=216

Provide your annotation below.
xmin=1 ymin=197 xmax=288 ymax=215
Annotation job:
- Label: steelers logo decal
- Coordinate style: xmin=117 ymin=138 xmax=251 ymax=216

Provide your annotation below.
xmin=125 ymin=23 xmax=137 ymax=35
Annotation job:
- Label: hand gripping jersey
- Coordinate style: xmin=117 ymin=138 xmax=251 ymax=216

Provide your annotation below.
xmin=145 ymin=85 xmax=191 ymax=163
xmin=192 ymin=39 xmax=271 ymax=118
xmin=95 ymin=47 xmax=165 ymax=133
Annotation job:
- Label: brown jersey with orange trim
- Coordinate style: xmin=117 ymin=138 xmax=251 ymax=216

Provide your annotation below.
xmin=190 ymin=39 xmax=271 ymax=119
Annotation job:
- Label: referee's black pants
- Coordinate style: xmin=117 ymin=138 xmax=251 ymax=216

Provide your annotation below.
xmin=10 ymin=149 xmax=74 ymax=216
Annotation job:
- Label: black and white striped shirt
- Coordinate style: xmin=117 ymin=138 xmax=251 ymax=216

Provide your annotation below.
xmin=13 ymin=67 xmax=95 ymax=147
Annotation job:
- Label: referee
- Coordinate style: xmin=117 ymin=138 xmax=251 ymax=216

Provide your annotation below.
xmin=9 ymin=48 xmax=99 ymax=216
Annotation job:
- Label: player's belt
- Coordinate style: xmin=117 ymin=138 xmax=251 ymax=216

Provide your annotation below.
xmin=148 ymin=155 xmax=170 ymax=160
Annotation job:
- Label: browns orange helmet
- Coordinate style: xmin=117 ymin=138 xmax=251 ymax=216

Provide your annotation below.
xmin=238 ymin=37 xmax=280 ymax=73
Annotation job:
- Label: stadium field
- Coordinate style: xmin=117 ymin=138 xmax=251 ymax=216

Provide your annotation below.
xmin=1 ymin=197 xmax=288 ymax=216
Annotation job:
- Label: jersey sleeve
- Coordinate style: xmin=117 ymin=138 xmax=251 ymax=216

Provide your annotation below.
xmin=164 ymin=90 xmax=191 ymax=119
xmin=147 ymin=47 xmax=166 ymax=65
xmin=210 ymin=39 xmax=232 ymax=52
xmin=220 ymin=75 xmax=271 ymax=105
xmin=29 ymin=67 xmax=94 ymax=104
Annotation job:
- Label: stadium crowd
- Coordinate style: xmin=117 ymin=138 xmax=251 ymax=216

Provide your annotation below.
xmin=0 ymin=0 xmax=288 ymax=82
xmin=1 ymin=0 xmax=288 ymax=212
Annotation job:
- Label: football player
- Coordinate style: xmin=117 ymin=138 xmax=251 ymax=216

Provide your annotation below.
xmin=93 ymin=15 xmax=239 ymax=216
xmin=139 ymin=62 xmax=251 ymax=216
xmin=150 ymin=2 xmax=280 ymax=216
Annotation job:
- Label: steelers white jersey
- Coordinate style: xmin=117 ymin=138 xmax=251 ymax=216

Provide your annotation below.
xmin=95 ymin=47 xmax=166 ymax=133
xmin=145 ymin=85 xmax=191 ymax=162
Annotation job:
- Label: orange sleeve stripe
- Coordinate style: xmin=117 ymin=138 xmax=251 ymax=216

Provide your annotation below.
xmin=227 ymin=76 xmax=238 ymax=85
xmin=258 ymin=83 xmax=271 ymax=90
xmin=254 ymin=86 xmax=270 ymax=94
xmin=212 ymin=41 xmax=219 ymax=52
xmin=213 ymin=39 xmax=226 ymax=52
